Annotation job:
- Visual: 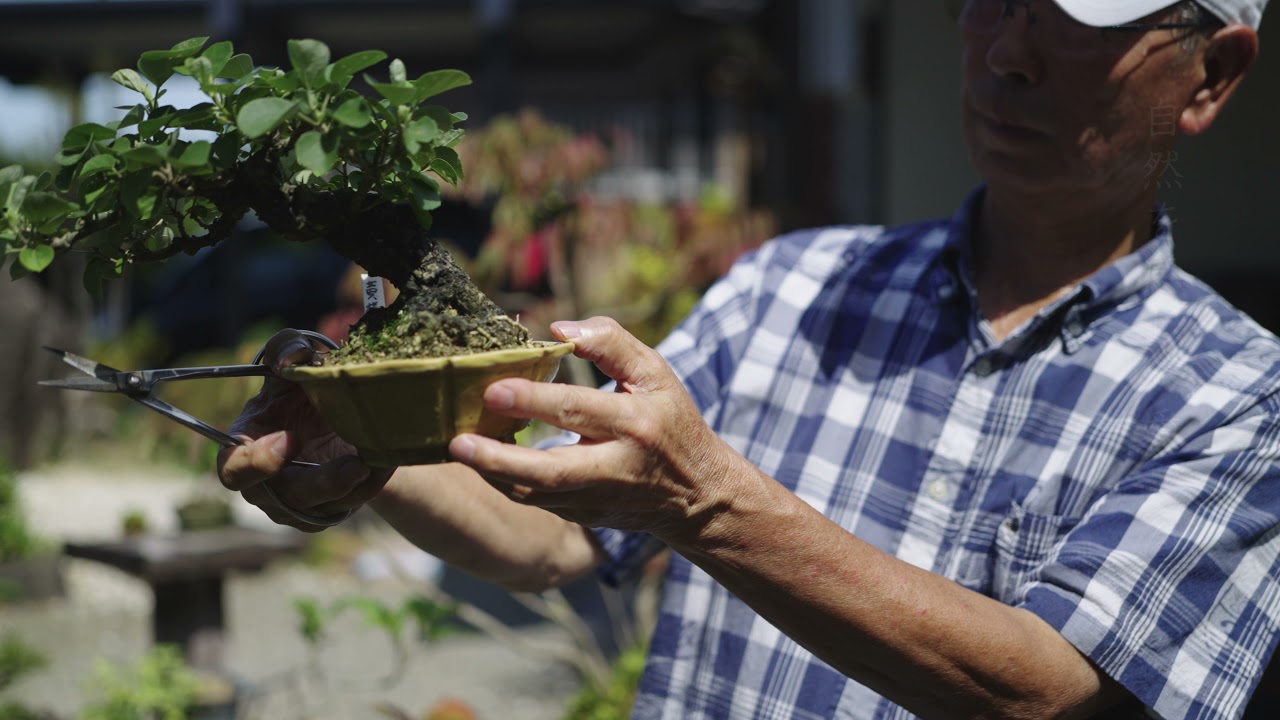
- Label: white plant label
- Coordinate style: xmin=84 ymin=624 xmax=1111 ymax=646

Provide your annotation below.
xmin=362 ymin=274 xmax=387 ymax=311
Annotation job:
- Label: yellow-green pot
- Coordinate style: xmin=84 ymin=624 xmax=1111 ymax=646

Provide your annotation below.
xmin=283 ymin=341 xmax=574 ymax=467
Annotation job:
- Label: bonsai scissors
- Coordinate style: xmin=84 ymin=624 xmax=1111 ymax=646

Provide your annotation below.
xmin=39 ymin=330 xmax=351 ymax=527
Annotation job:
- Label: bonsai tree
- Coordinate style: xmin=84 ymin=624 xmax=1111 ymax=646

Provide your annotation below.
xmin=1 ymin=36 xmax=529 ymax=363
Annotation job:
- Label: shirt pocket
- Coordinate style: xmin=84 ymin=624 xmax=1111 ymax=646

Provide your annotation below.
xmin=992 ymin=501 xmax=1082 ymax=605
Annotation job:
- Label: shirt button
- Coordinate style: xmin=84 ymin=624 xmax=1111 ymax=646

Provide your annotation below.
xmin=973 ymin=357 xmax=994 ymax=376
xmin=928 ymin=480 xmax=948 ymax=501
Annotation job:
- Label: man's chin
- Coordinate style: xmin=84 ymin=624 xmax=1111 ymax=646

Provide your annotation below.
xmin=971 ymin=152 xmax=1065 ymax=194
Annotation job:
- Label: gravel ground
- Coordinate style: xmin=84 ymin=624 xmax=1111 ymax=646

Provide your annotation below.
xmin=4 ymin=463 xmax=584 ymax=720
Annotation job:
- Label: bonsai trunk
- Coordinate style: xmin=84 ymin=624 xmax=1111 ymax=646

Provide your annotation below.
xmin=322 ymin=204 xmax=530 ymax=363
xmin=238 ymin=155 xmax=529 ymax=364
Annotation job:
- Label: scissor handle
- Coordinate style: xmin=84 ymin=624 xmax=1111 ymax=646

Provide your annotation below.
xmin=252 ymin=329 xmax=341 ymax=365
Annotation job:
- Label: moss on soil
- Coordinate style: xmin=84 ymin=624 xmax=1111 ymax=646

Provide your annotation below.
xmin=328 ymin=236 xmax=531 ymax=365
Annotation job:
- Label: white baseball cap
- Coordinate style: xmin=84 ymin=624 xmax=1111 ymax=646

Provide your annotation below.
xmin=1053 ymin=0 xmax=1268 ymax=29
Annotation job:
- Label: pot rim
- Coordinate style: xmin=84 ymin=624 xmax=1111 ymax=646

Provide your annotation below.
xmin=281 ymin=340 xmax=575 ymax=381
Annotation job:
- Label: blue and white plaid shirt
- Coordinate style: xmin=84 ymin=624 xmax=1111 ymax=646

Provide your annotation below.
xmin=591 ymin=189 xmax=1280 ymax=719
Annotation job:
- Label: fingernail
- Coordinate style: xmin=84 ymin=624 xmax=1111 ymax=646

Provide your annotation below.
xmin=450 ymin=435 xmax=476 ymax=462
xmin=552 ymin=321 xmax=581 ymax=340
xmin=487 ymin=384 xmax=515 ymax=410
xmin=265 ymin=431 xmax=290 ymax=459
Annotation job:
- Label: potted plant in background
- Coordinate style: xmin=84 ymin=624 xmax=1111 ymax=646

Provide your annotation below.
xmin=2 ymin=36 xmax=572 ymax=465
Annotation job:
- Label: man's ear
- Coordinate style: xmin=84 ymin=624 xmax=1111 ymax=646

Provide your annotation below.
xmin=1179 ymin=25 xmax=1259 ymax=136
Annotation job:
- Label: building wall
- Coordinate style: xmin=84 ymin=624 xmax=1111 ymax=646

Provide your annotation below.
xmin=883 ymin=6 xmax=1280 ymax=294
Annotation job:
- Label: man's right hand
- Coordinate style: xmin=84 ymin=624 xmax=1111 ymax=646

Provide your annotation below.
xmin=216 ymin=329 xmax=395 ymax=531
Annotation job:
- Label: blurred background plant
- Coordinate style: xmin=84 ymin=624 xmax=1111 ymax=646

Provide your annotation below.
xmin=80 ymin=645 xmax=201 ymax=720
xmin=433 ymin=108 xmax=774 ymax=387
xmin=0 ymin=458 xmax=38 ymax=565
xmin=0 ymin=633 xmax=56 ymax=720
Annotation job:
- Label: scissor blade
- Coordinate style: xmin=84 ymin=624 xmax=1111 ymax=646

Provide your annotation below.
xmin=133 ymin=394 xmax=242 ymax=448
xmin=39 ymin=377 xmax=119 ymax=392
xmin=42 ymin=347 xmax=122 ymax=379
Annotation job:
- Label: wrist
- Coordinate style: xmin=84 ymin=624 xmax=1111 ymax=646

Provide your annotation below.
xmin=655 ymin=443 xmax=776 ymax=555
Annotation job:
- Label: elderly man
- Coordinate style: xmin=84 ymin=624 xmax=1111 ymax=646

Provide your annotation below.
xmin=221 ymin=0 xmax=1277 ymax=717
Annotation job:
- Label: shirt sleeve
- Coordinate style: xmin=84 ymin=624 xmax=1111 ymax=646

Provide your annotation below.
xmin=1015 ymin=393 xmax=1280 ymax=720
xmin=591 ymin=242 xmax=771 ymax=586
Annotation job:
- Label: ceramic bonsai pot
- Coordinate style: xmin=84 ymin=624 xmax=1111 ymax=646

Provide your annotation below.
xmin=283 ymin=341 xmax=575 ymax=467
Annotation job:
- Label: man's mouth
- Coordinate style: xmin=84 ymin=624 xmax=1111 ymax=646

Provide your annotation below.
xmin=976 ymin=110 xmax=1048 ymax=144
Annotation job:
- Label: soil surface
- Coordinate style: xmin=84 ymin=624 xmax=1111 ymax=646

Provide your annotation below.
xmin=294 ymin=201 xmax=533 ymax=365
xmin=332 ymin=239 xmax=530 ymax=364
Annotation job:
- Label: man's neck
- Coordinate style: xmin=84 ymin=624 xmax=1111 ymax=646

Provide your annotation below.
xmin=972 ymin=185 xmax=1159 ymax=342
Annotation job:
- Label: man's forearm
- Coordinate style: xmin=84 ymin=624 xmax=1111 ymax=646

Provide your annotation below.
xmin=663 ymin=456 xmax=1128 ymax=719
xmin=370 ymin=462 xmax=603 ymax=592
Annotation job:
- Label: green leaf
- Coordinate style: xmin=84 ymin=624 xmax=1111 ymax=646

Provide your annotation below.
xmin=116 ymin=104 xmax=146 ymax=130
xmin=169 ymin=36 xmax=209 ymax=55
xmin=332 ymin=97 xmax=372 ymax=128
xmin=172 ymin=141 xmax=212 ymax=169
xmin=177 ymin=56 xmax=215 ymax=85
xmin=110 ymin=69 xmax=152 ymax=98
xmin=62 ymin=123 xmax=116 ymax=150
xmin=295 ymin=131 xmax=338 ymax=175
xmin=329 ymin=50 xmax=386 ymax=88
xmin=288 ymin=39 xmax=331 ymax=86
xmin=211 ymin=133 xmax=245 ymax=169
xmin=144 ymin=226 xmax=174 ymax=252
xmin=120 ymin=172 xmax=160 ymax=219
xmin=236 ymin=97 xmax=295 ymax=138
xmin=79 ymin=154 xmax=118 ymax=178
xmin=54 ymin=149 xmax=84 ymax=167
xmin=389 ymin=58 xmax=407 ymax=84
xmin=409 ymin=173 xmax=441 ymax=227
xmin=81 ymin=175 xmax=114 ymax=207
xmin=264 ymin=71 xmax=301 ymax=94
xmin=200 ymin=40 xmax=234 ymax=77
xmin=4 ymin=176 xmax=35 ymax=220
xmin=365 ymin=78 xmax=419 ymax=107
xmin=418 ymin=105 xmax=456 ymax=132
xmin=21 ymin=192 xmax=78 ymax=224
xmin=9 ymin=257 xmax=30 ymax=281
xmin=123 ymin=144 xmax=168 ymax=167
xmin=138 ymin=52 xmax=177 ymax=88
xmin=83 ymin=256 xmax=123 ymax=301
xmin=170 ymin=103 xmax=219 ymax=130
xmin=403 ymin=115 xmax=439 ymax=154
xmin=430 ymin=146 xmax=464 ymax=186
xmin=412 ymin=69 xmax=471 ymax=102
xmin=137 ymin=36 xmax=209 ymax=87
xmin=294 ymin=599 xmax=326 ymax=645
xmin=0 ymin=165 xmax=22 ymax=187
xmin=219 ymin=53 xmax=255 ymax=80
xmin=136 ymin=115 xmax=167 ymax=139
xmin=19 ymin=245 xmax=54 ymax=273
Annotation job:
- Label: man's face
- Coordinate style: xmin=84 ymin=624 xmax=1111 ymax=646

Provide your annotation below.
xmin=958 ymin=0 xmax=1201 ymax=198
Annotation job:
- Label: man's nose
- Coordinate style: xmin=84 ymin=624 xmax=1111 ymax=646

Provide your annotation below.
xmin=984 ymin=5 xmax=1044 ymax=84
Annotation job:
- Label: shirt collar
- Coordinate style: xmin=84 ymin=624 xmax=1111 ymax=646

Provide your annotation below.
xmin=935 ymin=186 xmax=1178 ymax=351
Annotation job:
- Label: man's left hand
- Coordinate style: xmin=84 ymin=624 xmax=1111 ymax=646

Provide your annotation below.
xmin=448 ymin=316 xmax=740 ymax=542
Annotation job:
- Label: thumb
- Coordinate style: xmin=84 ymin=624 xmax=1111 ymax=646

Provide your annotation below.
xmin=551 ymin=316 xmax=675 ymax=392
